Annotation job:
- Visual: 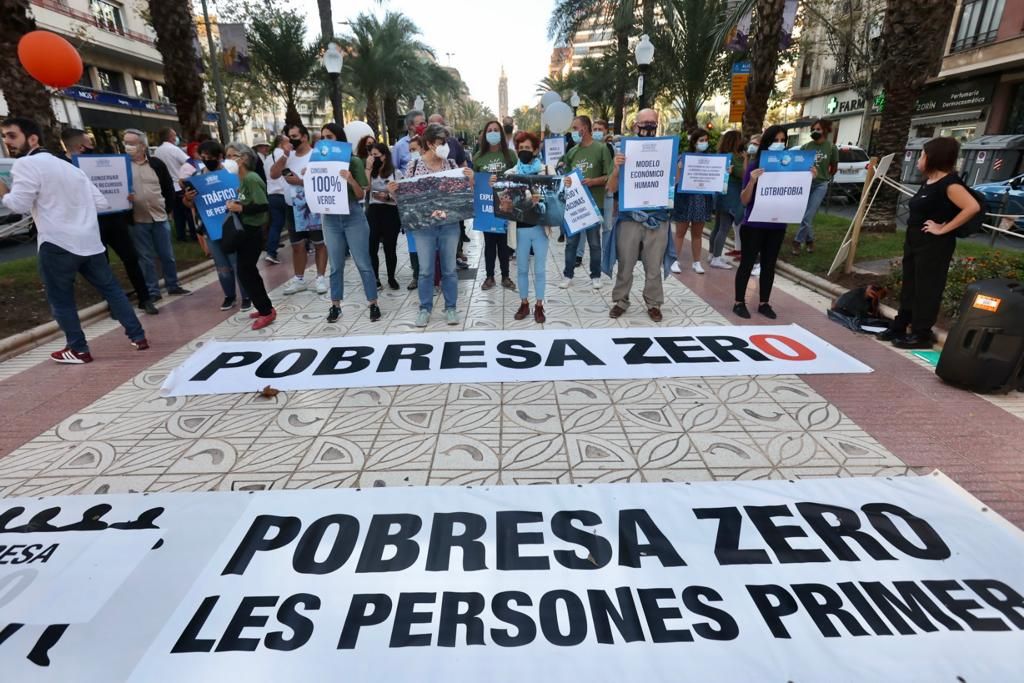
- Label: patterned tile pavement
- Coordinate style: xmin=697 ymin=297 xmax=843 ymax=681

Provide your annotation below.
xmin=1 ymin=231 xmax=1020 ymax=525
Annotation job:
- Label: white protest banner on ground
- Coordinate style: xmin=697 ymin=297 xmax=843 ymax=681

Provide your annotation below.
xmin=678 ymin=153 xmax=731 ymax=194
xmin=1 ymin=474 xmax=1023 ymax=681
xmin=160 ymin=324 xmax=870 ymax=397
xmin=747 ymin=170 xmax=813 ymax=224
xmin=72 ymin=154 xmax=133 ymax=214
xmin=543 ymin=136 xmax=565 ymax=170
xmin=304 ymin=140 xmax=352 ymax=215
xmin=561 ymin=170 xmax=602 ymax=236
xmin=618 ymin=136 xmax=678 ymax=211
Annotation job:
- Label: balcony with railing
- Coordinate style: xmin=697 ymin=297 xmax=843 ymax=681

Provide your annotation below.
xmin=31 ymin=0 xmax=156 ymax=47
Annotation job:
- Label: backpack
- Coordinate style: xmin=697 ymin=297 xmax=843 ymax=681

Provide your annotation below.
xmin=954 ymin=178 xmax=988 ymax=239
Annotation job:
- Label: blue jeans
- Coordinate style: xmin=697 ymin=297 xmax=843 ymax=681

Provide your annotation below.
xmin=38 ymin=241 xmax=145 ymax=353
xmin=207 ymin=236 xmax=247 ymax=300
xmin=796 ymin=181 xmax=829 ymax=244
xmin=322 ymin=206 xmax=378 ymax=303
xmin=516 ymin=227 xmax=548 ymax=300
xmin=266 ymin=194 xmax=288 ymax=258
xmin=564 ymin=226 xmax=601 ymax=280
xmin=412 ymin=223 xmax=459 ymax=311
xmin=131 ymin=220 xmax=180 ymax=297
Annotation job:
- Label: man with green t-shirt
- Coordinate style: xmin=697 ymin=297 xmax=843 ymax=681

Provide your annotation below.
xmin=559 ymin=115 xmax=612 ymax=289
xmin=795 ymin=118 xmax=838 ymax=254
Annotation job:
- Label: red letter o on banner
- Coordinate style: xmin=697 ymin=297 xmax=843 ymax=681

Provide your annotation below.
xmin=749 ymin=334 xmax=817 ymax=361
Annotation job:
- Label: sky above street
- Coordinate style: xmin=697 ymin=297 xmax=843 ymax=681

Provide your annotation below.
xmin=296 ymin=0 xmax=557 ymax=115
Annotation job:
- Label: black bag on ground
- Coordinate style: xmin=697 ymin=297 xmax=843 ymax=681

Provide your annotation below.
xmin=829 ymin=284 xmax=890 ymax=333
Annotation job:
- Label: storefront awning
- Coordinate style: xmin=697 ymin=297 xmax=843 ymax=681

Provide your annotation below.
xmin=79 ymin=106 xmax=178 ymax=133
xmin=911 ymin=109 xmax=984 ymax=126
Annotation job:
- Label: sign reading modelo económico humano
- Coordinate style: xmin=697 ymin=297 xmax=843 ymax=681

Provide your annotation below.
xmin=1 ymin=474 xmax=1022 ymax=680
xmin=160 ymin=324 xmax=870 ymax=397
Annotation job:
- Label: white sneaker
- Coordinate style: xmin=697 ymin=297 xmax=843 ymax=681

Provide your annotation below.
xmin=415 ymin=309 xmax=430 ymax=327
xmin=559 ymin=276 xmax=573 ymax=289
xmin=752 ymin=264 xmax=761 ymax=277
xmin=315 ymin=275 xmax=328 ymax=294
xmin=670 ymin=260 xmax=682 ymax=274
xmin=692 ymin=261 xmax=705 ymax=275
xmin=591 ymin=278 xmax=602 ymax=290
xmin=710 ymin=256 xmax=733 ymax=270
xmin=282 ymin=277 xmax=307 ymax=295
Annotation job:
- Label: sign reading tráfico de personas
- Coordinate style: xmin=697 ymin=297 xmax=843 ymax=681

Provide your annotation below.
xmin=472 ymin=172 xmax=507 ymax=233
xmin=747 ymin=171 xmax=813 ymax=224
xmin=161 ymin=325 xmax=869 ymax=397
xmin=304 ymin=140 xmax=352 ymax=215
xmin=2 ymin=474 xmax=1022 ymax=681
xmin=189 ymin=169 xmax=239 ymax=240
xmin=73 ymin=154 xmax=133 ymax=214
xmin=618 ymin=136 xmax=678 ymax=211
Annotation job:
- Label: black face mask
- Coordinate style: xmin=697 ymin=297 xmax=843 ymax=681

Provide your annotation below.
xmin=810 ymin=131 xmax=822 ymax=141
xmin=517 ymin=150 xmax=534 ymax=164
xmin=503 ymin=124 xmax=514 ymax=135
xmin=288 ymin=137 xmax=303 ymax=148
xmin=637 ymin=125 xmax=657 ymax=138
xmin=203 ymin=159 xmax=220 ymax=171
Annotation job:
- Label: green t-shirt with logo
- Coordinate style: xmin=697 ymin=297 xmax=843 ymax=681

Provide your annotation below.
xmin=800 ymin=139 xmax=838 ymax=184
xmin=237 ymin=171 xmax=268 ymax=228
xmin=563 ymin=140 xmax=613 ymax=208
xmin=473 ymin=150 xmax=514 ymax=174
xmin=349 ymin=155 xmax=368 ymax=203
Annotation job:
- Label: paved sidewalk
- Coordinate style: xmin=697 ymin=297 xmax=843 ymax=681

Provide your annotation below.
xmin=0 ymin=232 xmax=1021 ymax=527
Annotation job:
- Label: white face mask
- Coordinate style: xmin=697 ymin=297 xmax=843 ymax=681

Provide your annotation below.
xmin=124 ymin=144 xmax=138 ymax=155
xmin=434 ymin=143 xmax=450 ymax=159
xmin=696 ymin=141 xmax=709 ymax=152
xmin=768 ymin=142 xmax=786 ymax=151
xmin=747 ymin=143 xmax=758 ymax=155
xmin=410 ymin=151 xmax=421 ymax=162
xmin=223 ymin=159 xmax=239 ymax=174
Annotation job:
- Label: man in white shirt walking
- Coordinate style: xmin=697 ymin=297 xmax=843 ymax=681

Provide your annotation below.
xmin=0 ymin=117 xmax=149 ymax=364
xmin=153 ymin=126 xmax=196 ymax=242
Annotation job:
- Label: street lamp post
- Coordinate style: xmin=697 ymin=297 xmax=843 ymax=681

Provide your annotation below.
xmin=323 ymin=42 xmax=344 ymax=125
xmin=634 ymin=34 xmax=655 ymax=111
xmin=570 ymin=91 xmax=580 ymax=116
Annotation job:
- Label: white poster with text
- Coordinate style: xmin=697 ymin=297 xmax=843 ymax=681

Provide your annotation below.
xmin=747 ymin=170 xmax=813 ymax=224
xmin=618 ymin=136 xmax=677 ymax=211
xmin=304 ymin=140 xmax=352 ymax=215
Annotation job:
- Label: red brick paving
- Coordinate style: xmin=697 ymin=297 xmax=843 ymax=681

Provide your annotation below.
xmin=678 ymin=267 xmax=1024 ymax=528
xmin=0 ymin=253 xmax=293 ymax=457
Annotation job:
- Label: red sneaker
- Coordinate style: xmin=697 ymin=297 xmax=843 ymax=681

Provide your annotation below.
xmin=51 ymin=348 xmax=93 ymax=364
xmin=131 ymin=338 xmax=150 ymax=350
xmin=251 ymin=308 xmax=277 ymax=330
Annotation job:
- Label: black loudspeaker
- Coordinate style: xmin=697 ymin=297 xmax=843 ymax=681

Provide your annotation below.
xmin=937 ymin=278 xmax=1024 ymax=393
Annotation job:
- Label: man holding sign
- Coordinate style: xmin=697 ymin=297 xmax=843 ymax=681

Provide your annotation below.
xmin=604 ymin=108 xmax=671 ymax=322
xmin=0 ymin=117 xmax=149 ymax=364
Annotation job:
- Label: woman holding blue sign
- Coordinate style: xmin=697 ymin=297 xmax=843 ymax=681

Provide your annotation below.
xmin=733 ymin=125 xmax=790 ymax=320
xmin=318 ymin=123 xmax=380 ymax=324
xmin=672 ymin=129 xmax=716 ymax=275
xmin=473 ymin=120 xmax=516 ymax=292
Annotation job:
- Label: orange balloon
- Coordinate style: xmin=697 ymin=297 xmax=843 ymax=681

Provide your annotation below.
xmin=17 ymin=31 xmax=84 ymax=88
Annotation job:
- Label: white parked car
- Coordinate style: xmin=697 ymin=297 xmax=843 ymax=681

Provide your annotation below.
xmin=833 ymin=144 xmax=871 ymax=185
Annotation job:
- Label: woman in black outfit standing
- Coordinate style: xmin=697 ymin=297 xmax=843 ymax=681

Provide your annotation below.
xmin=877 ymin=137 xmax=980 ymax=349
xmin=366 ymin=142 xmax=402 ymax=290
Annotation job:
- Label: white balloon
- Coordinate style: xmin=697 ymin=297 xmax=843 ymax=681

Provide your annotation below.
xmin=539 ymin=91 xmax=562 ymax=109
xmin=544 ymin=101 xmax=574 ymax=134
xmin=343 ymin=120 xmax=375 ymax=144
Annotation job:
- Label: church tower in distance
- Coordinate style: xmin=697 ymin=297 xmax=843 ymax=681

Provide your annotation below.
xmin=498 ymin=66 xmax=509 ymax=119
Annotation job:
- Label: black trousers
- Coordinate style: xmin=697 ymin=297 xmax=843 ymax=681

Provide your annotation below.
xmin=484 ymin=232 xmax=511 ymax=279
xmin=734 ymin=226 xmax=785 ymax=303
xmin=236 ymin=225 xmax=273 ymax=315
xmin=172 ymin=191 xmax=197 ymax=241
xmin=367 ymin=203 xmax=400 ymax=282
xmin=99 ymin=212 xmax=150 ymax=305
xmin=894 ymin=231 xmax=956 ymax=334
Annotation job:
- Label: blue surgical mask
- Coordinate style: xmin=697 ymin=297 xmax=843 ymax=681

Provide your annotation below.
xmin=485 ymin=131 xmax=502 ymax=146
xmin=571 ymin=131 xmax=582 ymax=144
xmin=768 ymin=142 xmax=786 ymax=151
xmin=747 ymin=143 xmax=758 ymax=155
xmin=409 ymin=151 xmax=421 ymax=162
xmin=593 ymin=131 xmax=605 ymax=142
xmin=696 ymin=141 xmax=709 ymax=152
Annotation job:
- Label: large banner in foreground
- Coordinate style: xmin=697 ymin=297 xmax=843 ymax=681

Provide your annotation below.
xmin=160 ymin=324 xmax=870 ymax=397
xmin=1 ymin=474 xmax=1021 ymax=681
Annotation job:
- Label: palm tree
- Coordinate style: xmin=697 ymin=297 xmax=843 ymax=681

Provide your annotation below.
xmin=450 ymin=99 xmax=495 ymax=139
xmin=659 ymin=0 xmax=730 ymax=130
xmin=742 ymin=0 xmax=786 ymax=137
xmin=316 ymin=0 xmax=333 ymax=44
xmin=549 ymin=0 xmax=662 ymax=133
xmin=537 ymin=72 xmax=576 ymax=101
xmin=866 ymin=0 xmax=958 ymax=229
xmin=247 ymin=7 xmax=319 ymax=127
xmin=0 ymin=0 xmax=61 ymax=150
xmin=148 ymin=0 xmax=208 ymax=139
